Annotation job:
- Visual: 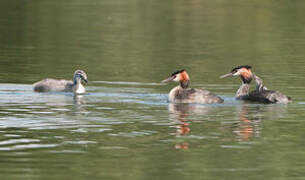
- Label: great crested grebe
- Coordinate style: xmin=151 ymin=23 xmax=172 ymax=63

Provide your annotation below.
xmin=161 ymin=69 xmax=223 ymax=104
xmin=33 ymin=70 xmax=88 ymax=94
xmin=220 ymin=65 xmax=291 ymax=104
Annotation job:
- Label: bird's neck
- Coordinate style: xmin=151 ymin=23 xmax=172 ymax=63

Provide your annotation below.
xmin=180 ymin=80 xmax=189 ymax=89
xmin=73 ymin=79 xmax=85 ymax=94
xmin=253 ymin=74 xmax=267 ymax=91
xmin=236 ymin=83 xmax=250 ymax=99
xmin=73 ymin=77 xmax=80 ymax=85
xmin=241 ymin=75 xmax=252 ymax=84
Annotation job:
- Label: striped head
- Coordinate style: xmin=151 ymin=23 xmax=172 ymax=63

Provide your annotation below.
xmin=73 ymin=70 xmax=88 ymax=83
xmin=161 ymin=69 xmax=190 ymax=82
xmin=220 ymin=65 xmax=253 ymax=84
xmin=161 ymin=69 xmax=190 ymax=88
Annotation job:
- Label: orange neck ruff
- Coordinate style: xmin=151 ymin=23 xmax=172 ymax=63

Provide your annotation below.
xmin=180 ymin=71 xmax=190 ymax=82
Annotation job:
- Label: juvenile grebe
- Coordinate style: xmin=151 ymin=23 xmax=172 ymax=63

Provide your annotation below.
xmin=161 ymin=69 xmax=223 ymax=104
xmin=220 ymin=65 xmax=291 ymax=104
xmin=33 ymin=70 xmax=88 ymax=94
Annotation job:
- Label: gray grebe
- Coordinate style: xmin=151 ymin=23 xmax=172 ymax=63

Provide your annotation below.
xmin=161 ymin=69 xmax=223 ymax=104
xmin=33 ymin=70 xmax=88 ymax=94
xmin=220 ymin=65 xmax=291 ymax=104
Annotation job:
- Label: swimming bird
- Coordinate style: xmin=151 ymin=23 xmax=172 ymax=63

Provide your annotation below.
xmin=161 ymin=69 xmax=223 ymax=104
xmin=33 ymin=70 xmax=88 ymax=94
xmin=220 ymin=65 xmax=291 ymax=104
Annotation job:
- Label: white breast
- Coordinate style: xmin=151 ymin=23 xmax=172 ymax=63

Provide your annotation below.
xmin=75 ymin=83 xmax=86 ymax=94
xmin=168 ymin=86 xmax=180 ymax=102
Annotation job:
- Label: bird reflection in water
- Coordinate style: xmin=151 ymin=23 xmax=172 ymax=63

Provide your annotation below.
xmin=234 ymin=105 xmax=259 ymax=141
xmin=74 ymin=94 xmax=86 ymax=105
xmin=73 ymin=95 xmax=87 ymax=113
xmin=169 ymin=103 xmax=214 ymax=149
xmin=233 ymin=104 xmax=287 ymax=141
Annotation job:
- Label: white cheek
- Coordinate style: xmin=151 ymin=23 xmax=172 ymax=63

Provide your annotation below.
xmin=173 ymin=74 xmax=181 ymax=82
xmin=233 ymin=71 xmax=240 ymax=76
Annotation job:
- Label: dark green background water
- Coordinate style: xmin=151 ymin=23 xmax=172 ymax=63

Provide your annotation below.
xmin=0 ymin=0 xmax=305 ymax=179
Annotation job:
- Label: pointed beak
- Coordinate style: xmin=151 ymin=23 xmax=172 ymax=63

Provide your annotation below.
xmin=161 ymin=76 xmax=175 ymax=83
xmin=220 ymin=73 xmax=233 ymax=79
xmin=81 ymin=76 xmax=88 ymax=83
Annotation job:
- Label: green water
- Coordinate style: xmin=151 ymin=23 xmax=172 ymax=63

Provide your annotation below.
xmin=0 ymin=0 xmax=305 ymax=179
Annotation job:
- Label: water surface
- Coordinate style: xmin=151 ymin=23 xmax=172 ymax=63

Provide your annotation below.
xmin=1 ymin=0 xmax=305 ymax=179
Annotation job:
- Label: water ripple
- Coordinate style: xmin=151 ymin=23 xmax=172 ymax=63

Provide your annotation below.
xmin=0 ymin=144 xmax=58 ymax=151
xmin=0 ymin=138 xmax=40 ymax=146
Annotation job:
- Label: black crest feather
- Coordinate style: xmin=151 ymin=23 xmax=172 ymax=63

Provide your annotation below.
xmin=171 ymin=69 xmax=185 ymax=77
xmin=231 ymin=65 xmax=251 ymax=73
